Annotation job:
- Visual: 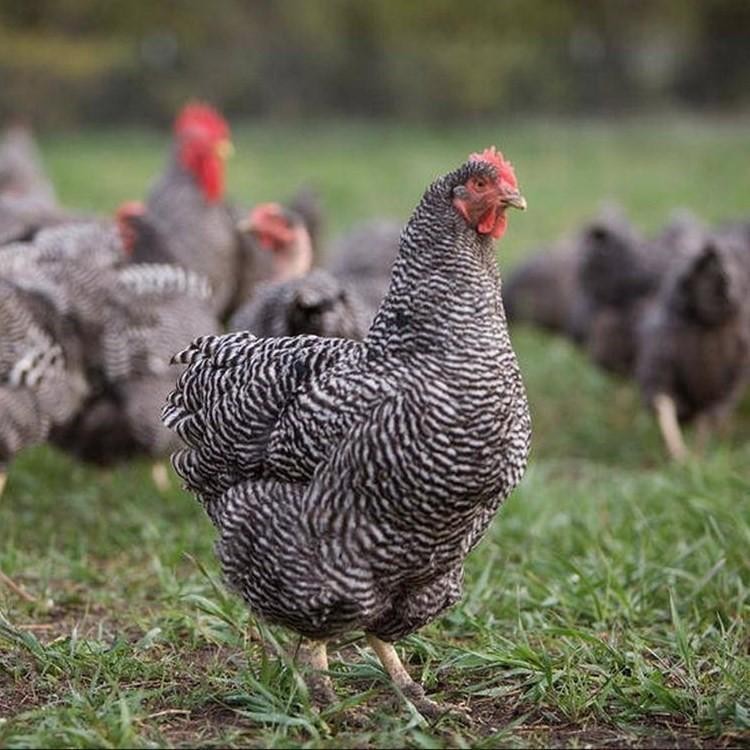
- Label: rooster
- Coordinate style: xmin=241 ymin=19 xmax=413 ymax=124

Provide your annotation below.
xmin=146 ymin=103 xmax=240 ymax=318
xmin=162 ymin=147 xmax=530 ymax=716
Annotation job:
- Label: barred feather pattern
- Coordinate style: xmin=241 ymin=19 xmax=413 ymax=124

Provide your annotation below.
xmin=0 ymin=278 xmax=88 ymax=466
xmin=229 ymin=269 xmax=369 ymax=340
xmin=147 ymin=157 xmax=241 ymax=317
xmin=163 ymin=158 xmax=531 ymax=641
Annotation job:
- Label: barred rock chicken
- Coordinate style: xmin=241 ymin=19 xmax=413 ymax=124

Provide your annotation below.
xmin=0 ymin=273 xmax=88 ymax=495
xmin=51 ymin=258 xmax=220 ymax=482
xmin=636 ymin=231 xmax=750 ymax=461
xmin=230 ymin=203 xmax=368 ymax=340
xmin=146 ymin=103 xmax=239 ymax=318
xmin=162 ymin=148 xmax=530 ymax=716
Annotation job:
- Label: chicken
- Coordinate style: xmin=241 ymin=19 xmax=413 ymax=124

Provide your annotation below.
xmin=162 ymin=147 xmax=530 ymax=716
xmin=231 ymin=269 xmax=369 ymax=341
xmin=0 ymin=274 xmax=88 ymax=493
xmin=52 ymin=262 xmax=220 ymax=483
xmin=0 ymin=123 xmax=95 ymax=245
xmin=325 ymin=218 xmax=402 ymax=324
xmin=635 ymin=230 xmax=750 ymax=461
xmin=230 ymin=203 xmax=368 ymax=339
xmin=577 ymin=208 xmax=708 ymax=377
xmin=114 ymin=201 xmax=177 ymax=265
xmin=146 ymin=103 xmax=240 ymax=318
xmin=1 ymin=218 xmax=218 ymax=484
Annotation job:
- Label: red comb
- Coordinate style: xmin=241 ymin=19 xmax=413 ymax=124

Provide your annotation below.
xmin=469 ymin=146 xmax=518 ymax=189
xmin=174 ymin=102 xmax=230 ymax=141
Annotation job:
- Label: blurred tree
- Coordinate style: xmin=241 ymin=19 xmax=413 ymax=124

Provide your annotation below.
xmin=0 ymin=0 xmax=747 ymax=126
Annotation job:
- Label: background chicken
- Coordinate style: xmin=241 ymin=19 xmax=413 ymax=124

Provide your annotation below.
xmin=230 ymin=203 xmax=368 ymax=339
xmin=145 ymin=103 xmax=241 ymax=318
xmin=0 ymin=274 xmax=88 ymax=494
xmin=162 ymin=147 xmax=530 ymax=717
xmin=636 ymin=230 xmax=750 ymax=460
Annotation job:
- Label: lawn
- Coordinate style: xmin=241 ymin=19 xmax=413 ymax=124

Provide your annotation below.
xmin=1 ymin=116 xmax=749 ymax=748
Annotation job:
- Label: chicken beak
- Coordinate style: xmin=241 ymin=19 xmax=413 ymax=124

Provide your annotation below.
xmin=501 ymin=191 xmax=527 ymax=211
xmin=216 ymin=139 xmax=235 ymax=160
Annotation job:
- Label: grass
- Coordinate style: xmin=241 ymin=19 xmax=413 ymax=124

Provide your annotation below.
xmin=1 ymin=116 xmax=749 ymax=748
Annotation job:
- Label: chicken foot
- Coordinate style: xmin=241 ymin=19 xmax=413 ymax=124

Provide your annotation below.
xmin=366 ymin=634 xmax=468 ymax=722
xmin=298 ymin=639 xmax=338 ymax=708
xmin=653 ymin=393 xmax=689 ymax=463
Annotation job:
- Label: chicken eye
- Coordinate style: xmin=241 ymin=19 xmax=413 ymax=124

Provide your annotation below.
xmin=473 ymin=177 xmax=487 ymax=191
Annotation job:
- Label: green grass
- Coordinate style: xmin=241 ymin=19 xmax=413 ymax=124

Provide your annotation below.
xmin=1 ymin=116 xmax=749 ymax=748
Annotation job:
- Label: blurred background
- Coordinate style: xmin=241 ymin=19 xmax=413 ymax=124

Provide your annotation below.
xmin=1 ymin=0 xmax=749 ymax=127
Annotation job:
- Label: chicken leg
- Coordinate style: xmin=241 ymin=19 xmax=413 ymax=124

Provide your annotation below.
xmin=366 ymin=634 xmax=467 ymax=721
xmin=0 ymin=472 xmax=6 ymax=499
xmin=653 ymin=393 xmax=689 ymax=463
xmin=151 ymin=462 xmax=171 ymax=492
xmin=298 ymin=639 xmax=337 ymax=708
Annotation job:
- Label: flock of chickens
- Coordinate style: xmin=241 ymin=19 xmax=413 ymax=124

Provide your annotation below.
xmin=1 ymin=101 xmax=746 ymax=718
xmin=0 ymin=105 xmax=402 ymax=496
xmin=505 ymin=204 xmax=750 ymax=460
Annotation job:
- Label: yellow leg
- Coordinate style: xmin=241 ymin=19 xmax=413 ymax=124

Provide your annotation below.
xmin=366 ymin=634 xmax=468 ymax=721
xmin=298 ymin=639 xmax=337 ymax=708
xmin=0 ymin=471 xmax=6 ymax=498
xmin=151 ymin=462 xmax=171 ymax=492
xmin=653 ymin=394 xmax=689 ymax=463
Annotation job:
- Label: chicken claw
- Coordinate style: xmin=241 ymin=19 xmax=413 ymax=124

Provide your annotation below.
xmin=367 ymin=634 xmax=470 ymax=723
xmin=298 ymin=639 xmax=338 ymax=709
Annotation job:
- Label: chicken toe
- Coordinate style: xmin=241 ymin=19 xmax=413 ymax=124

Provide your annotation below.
xmin=298 ymin=639 xmax=337 ymax=709
xmin=366 ymin=634 xmax=469 ymax=722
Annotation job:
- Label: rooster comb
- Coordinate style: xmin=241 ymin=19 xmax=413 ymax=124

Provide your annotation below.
xmin=174 ymin=102 xmax=230 ymax=141
xmin=469 ymin=146 xmax=518 ymax=189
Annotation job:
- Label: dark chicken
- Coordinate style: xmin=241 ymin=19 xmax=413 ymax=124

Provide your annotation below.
xmin=636 ymin=230 xmax=750 ymax=461
xmin=162 ymin=148 xmax=530 ymax=716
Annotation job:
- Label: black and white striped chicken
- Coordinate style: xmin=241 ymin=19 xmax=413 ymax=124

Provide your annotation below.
xmin=162 ymin=148 xmax=530 ymax=715
xmin=0 ymin=272 xmax=88 ymax=493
